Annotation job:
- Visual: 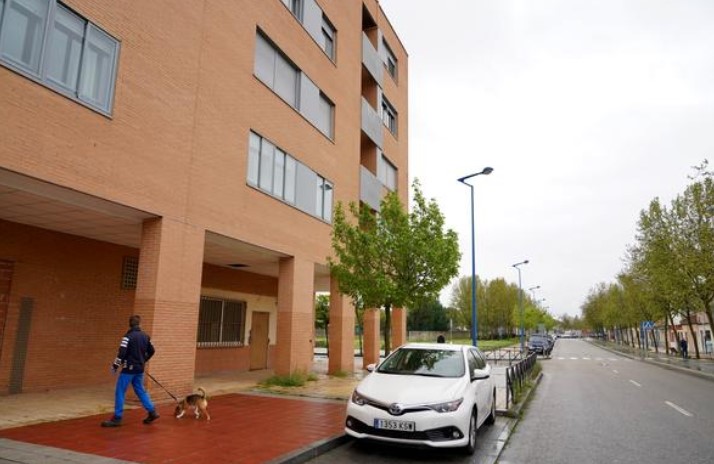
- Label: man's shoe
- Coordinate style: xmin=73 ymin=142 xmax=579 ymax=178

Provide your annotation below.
xmin=101 ymin=416 xmax=122 ymax=427
xmin=143 ymin=411 xmax=160 ymax=424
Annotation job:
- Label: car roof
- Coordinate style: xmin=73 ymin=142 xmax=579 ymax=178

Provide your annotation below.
xmin=399 ymin=343 xmax=469 ymax=351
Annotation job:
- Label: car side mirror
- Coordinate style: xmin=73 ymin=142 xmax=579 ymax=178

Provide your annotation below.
xmin=366 ymin=363 xmax=377 ymax=372
xmin=471 ymin=368 xmax=490 ymax=381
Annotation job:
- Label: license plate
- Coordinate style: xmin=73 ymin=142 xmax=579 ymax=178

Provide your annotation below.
xmin=374 ymin=418 xmax=415 ymax=432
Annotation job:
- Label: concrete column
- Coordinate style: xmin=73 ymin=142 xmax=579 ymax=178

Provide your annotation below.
xmin=328 ymin=278 xmax=355 ymax=375
xmin=275 ymin=256 xmax=314 ymax=375
xmin=363 ymin=308 xmax=380 ymax=368
xmin=391 ymin=307 xmax=407 ymax=348
xmin=134 ymin=218 xmax=205 ymax=398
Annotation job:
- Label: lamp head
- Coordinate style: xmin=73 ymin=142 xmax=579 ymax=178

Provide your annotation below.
xmin=481 ymin=167 xmax=494 ymax=175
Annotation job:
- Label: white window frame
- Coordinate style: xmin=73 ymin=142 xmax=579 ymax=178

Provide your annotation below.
xmin=378 ymin=153 xmax=397 ymax=191
xmin=382 ymin=96 xmax=398 ymax=135
xmin=321 ymin=15 xmax=335 ymax=60
xmin=0 ymin=0 xmax=119 ymax=115
xmin=383 ymin=39 xmax=397 ymax=80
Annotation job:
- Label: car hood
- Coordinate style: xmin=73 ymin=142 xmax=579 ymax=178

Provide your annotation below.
xmin=357 ymin=372 xmax=467 ymax=405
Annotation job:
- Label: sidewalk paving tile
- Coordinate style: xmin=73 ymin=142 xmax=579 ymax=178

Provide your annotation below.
xmin=0 ymin=393 xmax=345 ymax=464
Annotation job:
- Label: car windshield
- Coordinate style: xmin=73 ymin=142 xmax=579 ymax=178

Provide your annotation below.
xmin=377 ymin=348 xmax=465 ymax=378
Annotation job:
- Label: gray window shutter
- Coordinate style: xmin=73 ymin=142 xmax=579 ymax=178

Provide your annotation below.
xmin=254 ymin=34 xmax=275 ymax=88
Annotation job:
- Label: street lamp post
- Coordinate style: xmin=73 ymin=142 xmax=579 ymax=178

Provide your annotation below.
xmin=458 ymin=167 xmax=494 ymax=347
xmin=512 ymin=260 xmax=529 ymax=353
xmin=528 ymin=285 xmax=540 ymax=300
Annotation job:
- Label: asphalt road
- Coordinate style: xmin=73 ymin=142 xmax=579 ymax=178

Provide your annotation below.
xmin=498 ymin=339 xmax=714 ymax=464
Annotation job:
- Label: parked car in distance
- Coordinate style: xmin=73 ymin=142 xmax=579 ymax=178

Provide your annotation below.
xmin=345 ymin=343 xmax=496 ymax=455
xmin=528 ymin=334 xmax=553 ymax=356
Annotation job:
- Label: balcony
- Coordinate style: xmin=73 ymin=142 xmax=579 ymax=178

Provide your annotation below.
xmin=361 ymin=97 xmax=383 ymax=148
xmin=362 ymin=33 xmax=383 ymax=86
xmin=360 ymin=166 xmax=383 ymax=211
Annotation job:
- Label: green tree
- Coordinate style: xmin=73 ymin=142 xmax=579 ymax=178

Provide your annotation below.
xmin=407 ymin=299 xmax=449 ymax=331
xmin=329 ymin=180 xmax=460 ymax=355
xmin=314 ymin=293 xmax=330 ymax=351
xmin=450 ymin=276 xmax=519 ymax=339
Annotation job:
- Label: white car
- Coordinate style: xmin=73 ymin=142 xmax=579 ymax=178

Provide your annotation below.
xmin=345 ymin=343 xmax=496 ymax=454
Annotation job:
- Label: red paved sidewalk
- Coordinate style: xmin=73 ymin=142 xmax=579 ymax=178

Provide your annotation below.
xmin=0 ymin=393 xmax=346 ymax=464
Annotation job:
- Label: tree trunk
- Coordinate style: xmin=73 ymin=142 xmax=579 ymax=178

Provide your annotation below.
xmin=664 ymin=317 xmax=669 ymax=355
xmin=358 ymin=326 xmax=363 ymax=357
xmin=685 ymin=310 xmax=700 ymax=359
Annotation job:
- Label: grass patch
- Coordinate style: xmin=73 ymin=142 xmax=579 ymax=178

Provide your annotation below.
xmin=261 ymin=371 xmax=318 ymax=388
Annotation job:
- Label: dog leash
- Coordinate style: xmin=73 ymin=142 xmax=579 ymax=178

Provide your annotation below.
xmin=145 ymin=372 xmax=180 ymax=403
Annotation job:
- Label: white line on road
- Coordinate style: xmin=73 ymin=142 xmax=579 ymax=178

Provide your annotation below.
xmin=570 ymin=357 xmax=578 ymax=360
xmin=665 ymin=401 xmax=693 ymax=417
xmin=613 ymin=370 xmax=618 ymax=374
xmin=629 ymin=380 xmax=642 ymax=387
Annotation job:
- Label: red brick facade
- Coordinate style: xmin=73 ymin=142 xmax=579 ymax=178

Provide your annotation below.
xmin=0 ymin=0 xmax=408 ymax=395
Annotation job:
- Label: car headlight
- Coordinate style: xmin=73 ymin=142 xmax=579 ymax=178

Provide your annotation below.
xmin=351 ymin=390 xmax=367 ymax=406
xmin=427 ymin=398 xmax=463 ymax=413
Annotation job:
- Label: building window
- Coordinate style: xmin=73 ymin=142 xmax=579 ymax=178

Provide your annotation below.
xmin=382 ymin=96 xmax=397 ymax=135
xmin=120 ymin=256 xmax=138 ymax=290
xmin=197 ymin=297 xmax=246 ymax=347
xmin=321 ymin=15 xmax=335 ymax=60
xmin=286 ymin=0 xmax=303 ymax=21
xmin=383 ymin=39 xmax=397 ymax=79
xmin=0 ymin=0 xmax=119 ymax=114
xmin=247 ymin=131 xmax=333 ymax=222
xmin=317 ymin=93 xmax=334 ymax=139
xmin=317 ymin=178 xmax=333 ymax=221
xmin=46 ymin=4 xmax=83 ymax=92
xmin=254 ymin=30 xmax=335 ymax=139
xmin=254 ymin=32 xmax=299 ymax=108
xmin=378 ymin=153 xmax=397 ymax=191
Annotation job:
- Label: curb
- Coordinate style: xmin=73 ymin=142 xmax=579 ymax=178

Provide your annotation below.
xmin=270 ymin=434 xmax=350 ymax=464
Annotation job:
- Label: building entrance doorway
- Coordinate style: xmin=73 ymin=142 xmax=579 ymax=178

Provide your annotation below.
xmin=250 ymin=312 xmax=269 ymax=370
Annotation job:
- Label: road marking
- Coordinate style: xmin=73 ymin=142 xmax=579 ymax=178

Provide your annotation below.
xmin=629 ymin=380 xmax=642 ymax=387
xmin=613 ymin=370 xmax=618 ymax=374
xmin=570 ymin=357 xmax=578 ymax=360
xmin=666 ymin=401 xmax=693 ymax=417
xmin=582 ymin=357 xmax=591 ymax=360
xmin=557 ymin=357 xmax=565 ymax=360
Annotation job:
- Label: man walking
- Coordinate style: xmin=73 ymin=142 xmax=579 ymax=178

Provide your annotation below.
xmin=101 ymin=315 xmax=160 ymax=427
xmin=679 ymin=337 xmax=689 ymax=360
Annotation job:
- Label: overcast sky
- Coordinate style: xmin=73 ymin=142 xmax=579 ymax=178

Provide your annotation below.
xmin=378 ymin=0 xmax=714 ymax=318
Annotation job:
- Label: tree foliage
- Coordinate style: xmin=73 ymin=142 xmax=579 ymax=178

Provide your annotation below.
xmin=329 ymin=180 xmax=460 ymax=355
xmin=449 ymin=275 xmax=556 ymax=338
xmin=407 ymin=299 xmax=449 ymax=331
xmin=583 ymin=160 xmax=714 ymax=357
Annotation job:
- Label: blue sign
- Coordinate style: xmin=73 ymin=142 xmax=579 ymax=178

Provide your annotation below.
xmin=642 ymin=321 xmax=654 ymax=330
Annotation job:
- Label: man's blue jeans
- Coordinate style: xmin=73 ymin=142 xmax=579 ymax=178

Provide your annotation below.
xmin=114 ymin=373 xmax=155 ymax=419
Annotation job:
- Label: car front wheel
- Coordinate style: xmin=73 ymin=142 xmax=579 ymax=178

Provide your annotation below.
xmin=461 ymin=409 xmax=477 ymax=455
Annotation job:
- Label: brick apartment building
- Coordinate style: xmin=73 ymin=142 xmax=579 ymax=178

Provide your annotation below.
xmin=0 ymin=0 xmax=408 ymax=396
